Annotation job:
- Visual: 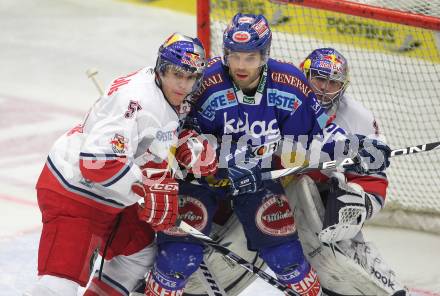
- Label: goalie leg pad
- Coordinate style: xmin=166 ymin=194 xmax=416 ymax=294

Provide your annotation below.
xmin=153 ymin=242 xmax=204 ymax=290
xmin=284 ymin=176 xmax=407 ymax=295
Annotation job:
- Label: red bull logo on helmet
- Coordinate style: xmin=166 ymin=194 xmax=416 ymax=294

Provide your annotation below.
xmin=182 ymin=52 xmax=203 ymax=68
xmin=323 ymin=54 xmax=342 ymax=64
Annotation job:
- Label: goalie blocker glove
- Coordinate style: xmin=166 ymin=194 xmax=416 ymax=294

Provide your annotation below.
xmin=319 ymin=172 xmax=382 ymax=244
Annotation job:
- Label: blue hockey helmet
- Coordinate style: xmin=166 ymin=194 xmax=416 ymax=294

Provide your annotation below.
xmin=223 ymin=13 xmax=272 ymax=66
xmin=155 ymin=33 xmax=207 ymax=99
xmin=156 ymin=32 xmax=207 ymax=75
xmin=301 ymin=48 xmax=349 ymax=109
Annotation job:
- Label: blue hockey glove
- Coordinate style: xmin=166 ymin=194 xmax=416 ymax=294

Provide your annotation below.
xmin=346 ymin=135 xmax=391 ymax=174
xmin=227 ymin=146 xmax=262 ymax=196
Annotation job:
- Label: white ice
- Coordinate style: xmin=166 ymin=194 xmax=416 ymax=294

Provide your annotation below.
xmin=0 ymin=0 xmax=439 ymax=295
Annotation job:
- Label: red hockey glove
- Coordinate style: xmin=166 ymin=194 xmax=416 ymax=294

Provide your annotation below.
xmin=132 ymin=177 xmax=178 ymax=232
xmin=175 ymin=129 xmax=218 ymax=177
xmin=132 ymin=158 xmax=179 ymax=231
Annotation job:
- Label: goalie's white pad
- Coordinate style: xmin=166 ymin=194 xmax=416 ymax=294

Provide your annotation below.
xmin=285 ymin=175 xmax=408 ymax=296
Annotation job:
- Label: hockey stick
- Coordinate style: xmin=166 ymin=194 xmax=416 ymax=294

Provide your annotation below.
xmin=86 ymin=68 xmax=104 ymax=95
xmin=85 ymin=69 xmax=440 ymax=185
xmin=264 ymin=140 xmax=440 ymax=180
xmin=177 ymin=220 xmax=300 ymax=296
xmin=185 ymin=140 xmax=440 ymax=188
xmin=195 ymin=260 xmax=228 ymax=296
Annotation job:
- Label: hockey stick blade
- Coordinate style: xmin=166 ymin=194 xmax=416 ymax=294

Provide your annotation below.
xmin=264 ymin=140 xmax=440 ymax=181
xmin=177 ymin=220 xmax=300 ymax=296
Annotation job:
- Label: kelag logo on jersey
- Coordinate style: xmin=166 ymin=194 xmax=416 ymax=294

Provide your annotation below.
xmin=267 ymin=88 xmax=302 ymax=113
xmin=200 ymin=88 xmax=237 ymax=121
xmin=224 ymin=112 xmax=280 ymax=138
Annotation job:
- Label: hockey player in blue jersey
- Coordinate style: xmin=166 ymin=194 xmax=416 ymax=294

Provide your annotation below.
xmin=143 ymin=13 xmax=391 ymax=296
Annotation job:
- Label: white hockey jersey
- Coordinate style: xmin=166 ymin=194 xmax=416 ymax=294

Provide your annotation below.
xmin=328 ymin=95 xmax=382 ymax=140
xmin=37 ymin=67 xmax=182 ymax=214
xmin=322 ymin=94 xmax=388 ymax=202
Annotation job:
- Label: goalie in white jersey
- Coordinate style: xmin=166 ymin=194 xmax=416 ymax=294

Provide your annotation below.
xmin=24 ymin=33 xmax=207 ymax=296
xmin=285 ymin=47 xmax=409 ymax=295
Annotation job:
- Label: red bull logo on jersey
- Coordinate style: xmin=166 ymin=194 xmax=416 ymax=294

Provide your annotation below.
xmin=200 ymin=88 xmax=237 ymax=121
xmin=267 ymin=88 xmax=302 ymax=113
xmin=110 ymin=134 xmax=128 ymax=154
xmin=256 ymin=194 xmax=296 ymax=236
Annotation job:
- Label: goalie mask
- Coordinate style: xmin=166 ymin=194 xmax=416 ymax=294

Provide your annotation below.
xmin=222 ymin=13 xmax=272 ymax=68
xmin=155 ymin=32 xmax=207 ymax=101
xmin=301 ymin=48 xmax=349 ymax=109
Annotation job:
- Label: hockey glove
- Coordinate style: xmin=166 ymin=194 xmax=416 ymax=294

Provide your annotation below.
xmin=133 ymin=159 xmax=179 ymax=231
xmin=319 ymin=172 xmax=380 ymax=244
xmin=132 ymin=177 xmax=178 ymax=232
xmin=227 ymin=146 xmax=262 ymax=196
xmin=346 ymin=135 xmax=391 ymax=175
xmin=175 ymin=129 xmax=218 ymax=177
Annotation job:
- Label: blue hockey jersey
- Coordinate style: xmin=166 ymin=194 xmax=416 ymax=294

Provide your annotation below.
xmin=190 ymin=57 xmax=332 ymax=168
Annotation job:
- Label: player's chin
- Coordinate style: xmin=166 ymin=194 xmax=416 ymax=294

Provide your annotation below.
xmin=168 ymin=94 xmax=187 ymax=107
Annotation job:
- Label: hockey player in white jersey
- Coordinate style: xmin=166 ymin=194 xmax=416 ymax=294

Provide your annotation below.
xmin=285 ymin=47 xmax=409 ymax=295
xmin=24 ymin=33 xmax=207 ymax=296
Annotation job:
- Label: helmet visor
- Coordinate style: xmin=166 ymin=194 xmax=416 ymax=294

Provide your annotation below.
xmin=224 ymin=50 xmax=265 ymax=69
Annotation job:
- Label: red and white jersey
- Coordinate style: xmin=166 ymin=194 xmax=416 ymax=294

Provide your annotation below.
xmin=329 ymin=95 xmax=383 ymax=141
xmin=316 ymin=95 xmax=388 ymax=203
xmin=37 ymin=67 xmax=183 ymax=214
